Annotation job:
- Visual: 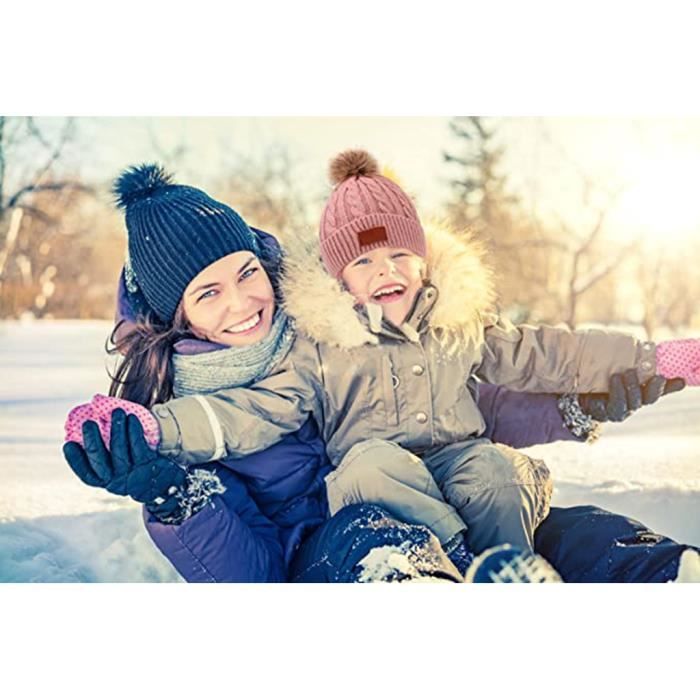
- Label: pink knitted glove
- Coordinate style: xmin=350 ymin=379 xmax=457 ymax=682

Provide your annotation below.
xmin=64 ymin=394 xmax=161 ymax=448
xmin=656 ymin=339 xmax=700 ymax=386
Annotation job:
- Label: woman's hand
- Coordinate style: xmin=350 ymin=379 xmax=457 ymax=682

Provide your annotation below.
xmin=578 ymin=369 xmax=685 ymax=423
xmin=63 ymin=408 xmax=185 ymax=516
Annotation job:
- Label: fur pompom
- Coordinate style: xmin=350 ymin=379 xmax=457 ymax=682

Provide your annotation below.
xmin=113 ymin=163 xmax=174 ymax=209
xmin=329 ymin=149 xmax=379 ymax=185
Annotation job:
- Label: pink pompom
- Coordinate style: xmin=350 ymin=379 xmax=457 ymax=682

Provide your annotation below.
xmin=656 ymin=339 xmax=700 ymax=386
xmin=63 ymin=394 xmax=160 ymax=448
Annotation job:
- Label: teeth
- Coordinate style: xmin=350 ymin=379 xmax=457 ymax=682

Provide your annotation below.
xmin=373 ymin=285 xmax=404 ymax=299
xmin=226 ymin=312 xmax=261 ymax=333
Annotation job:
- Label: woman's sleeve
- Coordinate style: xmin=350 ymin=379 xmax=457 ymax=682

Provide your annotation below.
xmin=143 ymin=467 xmax=286 ymax=583
xmin=476 ymin=382 xmax=582 ymax=448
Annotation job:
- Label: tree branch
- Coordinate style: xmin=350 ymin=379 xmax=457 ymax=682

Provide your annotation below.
xmin=573 ymin=241 xmax=638 ymax=296
xmin=6 ymin=181 xmax=94 ymax=210
xmin=27 ymin=118 xmax=75 ymax=193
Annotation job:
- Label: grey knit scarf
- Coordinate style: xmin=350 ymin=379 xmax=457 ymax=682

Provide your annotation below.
xmin=172 ymin=310 xmax=295 ymax=397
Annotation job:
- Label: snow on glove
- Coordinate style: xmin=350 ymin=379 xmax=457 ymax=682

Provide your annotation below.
xmin=63 ymin=409 xmax=186 ymax=516
xmin=64 ymin=394 xmax=160 ymax=449
xmin=656 ymin=339 xmax=700 ymax=386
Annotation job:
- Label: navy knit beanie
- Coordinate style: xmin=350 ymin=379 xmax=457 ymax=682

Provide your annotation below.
xmin=113 ymin=163 xmax=261 ymax=323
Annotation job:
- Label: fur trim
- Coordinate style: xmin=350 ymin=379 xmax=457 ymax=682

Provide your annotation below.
xmin=281 ymin=231 xmax=378 ymax=349
xmin=424 ymin=221 xmax=496 ymax=355
xmin=280 ymin=220 xmax=497 ymax=352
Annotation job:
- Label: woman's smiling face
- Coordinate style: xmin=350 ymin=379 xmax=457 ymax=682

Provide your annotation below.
xmin=182 ymin=251 xmax=276 ymax=347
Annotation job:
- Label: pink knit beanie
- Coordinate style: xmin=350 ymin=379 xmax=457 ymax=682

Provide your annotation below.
xmin=319 ymin=149 xmax=426 ymax=278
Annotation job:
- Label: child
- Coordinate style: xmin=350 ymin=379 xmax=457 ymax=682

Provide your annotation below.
xmin=69 ymin=151 xmax=700 ymax=562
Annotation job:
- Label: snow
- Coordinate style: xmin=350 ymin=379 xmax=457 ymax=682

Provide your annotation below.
xmin=1 ymin=319 xmax=699 ymax=582
xmin=357 ymin=544 xmax=420 ymax=582
xmin=0 ymin=320 xmax=180 ymax=582
xmin=675 ymin=550 xmax=700 ymax=583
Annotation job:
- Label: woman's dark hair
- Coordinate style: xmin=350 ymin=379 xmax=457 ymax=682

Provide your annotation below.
xmin=107 ymin=304 xmax=189 ymax=408
xmin=107 ymin=245 xmax=282 ymax=408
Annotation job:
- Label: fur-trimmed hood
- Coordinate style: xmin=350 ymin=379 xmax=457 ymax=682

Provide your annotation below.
xmin=279 ymin=221 xmax=497 ymax=352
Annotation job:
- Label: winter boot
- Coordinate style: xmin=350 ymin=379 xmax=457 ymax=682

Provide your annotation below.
xmin=465 ymin=544 xmax=562 ymax=583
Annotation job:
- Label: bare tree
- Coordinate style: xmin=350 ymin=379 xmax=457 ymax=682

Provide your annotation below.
xmin=146 ymin=119 xmax=189 ymax=171
xmin=216 ymin=144 xmax=319 ymax=239
xmin=0 ymin=117 xmax=95 ymax=317
xmin=637 ymin=242 xmax=700 ymax=339
xmin=515 ymin=124 xmax=639 ymax=328
xmin=554 ymin=206 xmax=638 ymax=327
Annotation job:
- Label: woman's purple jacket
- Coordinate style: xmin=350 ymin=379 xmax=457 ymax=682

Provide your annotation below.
xmin=116 ymin=244 xmax=580 ymax=583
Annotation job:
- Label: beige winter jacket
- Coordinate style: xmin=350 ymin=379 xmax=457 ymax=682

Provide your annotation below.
xmin=153 ymin=224 xmax=657 ymax=466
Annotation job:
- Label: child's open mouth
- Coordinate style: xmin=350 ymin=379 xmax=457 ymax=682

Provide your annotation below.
xmin=224 ymin=310 xmax=264 ymax=335
xmin=371 ymin=284 xmax=406 ymax=304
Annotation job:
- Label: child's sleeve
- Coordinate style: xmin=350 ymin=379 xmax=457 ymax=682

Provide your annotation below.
xmin=475 ymin=314 xmax=657 ymax=394
xmin=152 ymin=355 xmax=323 ymax=466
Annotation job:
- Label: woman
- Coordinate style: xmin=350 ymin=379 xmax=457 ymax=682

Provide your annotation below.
xmin=63 ymin=163 xmax=695 ymax=583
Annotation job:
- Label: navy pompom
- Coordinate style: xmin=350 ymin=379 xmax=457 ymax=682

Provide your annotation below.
xmin=113 ymin=163 xmax=174 ymax=209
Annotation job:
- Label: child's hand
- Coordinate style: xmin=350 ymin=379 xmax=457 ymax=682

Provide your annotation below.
xmin=64 ymin=394 xmax=160 ymax=449
xmin=656 ymin=339 xmax=700 ymax=386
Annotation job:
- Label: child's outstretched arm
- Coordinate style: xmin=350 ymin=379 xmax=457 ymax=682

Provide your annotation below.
xmin=152 ymin=339 xmax=324 ymax=465
xmin=476 ymin=315 xmax=658 ymax=394
xmin=153 ymin=363 xmax=321 ymax=465
xmin=65 ymin=353 xmax=321 ymax=468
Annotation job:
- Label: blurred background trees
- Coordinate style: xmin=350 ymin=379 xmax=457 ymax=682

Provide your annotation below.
xmin=442 ymin=116 xmax=644 ymax=328
xmin=0 ymin=117 xmax=122 ymax=318
xmin=1 ymin=116 xmax=697 ymax=339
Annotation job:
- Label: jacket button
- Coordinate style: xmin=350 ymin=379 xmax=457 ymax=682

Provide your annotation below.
xmin=415 ymin=412 xmax=428 ymax=423
xmin=412 ymin=364 xmax=424 ymax=376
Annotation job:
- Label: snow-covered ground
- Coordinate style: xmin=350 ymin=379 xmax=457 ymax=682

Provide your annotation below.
xmin=1 ymin=320 xmax=698 ymax=582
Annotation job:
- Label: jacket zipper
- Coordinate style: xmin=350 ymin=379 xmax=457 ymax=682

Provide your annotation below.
xmin=383 ymin=356 xmax=400 ymax=426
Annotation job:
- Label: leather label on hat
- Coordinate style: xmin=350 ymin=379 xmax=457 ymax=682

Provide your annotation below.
xmin=357 ymin=226 xmax=388 ymax=248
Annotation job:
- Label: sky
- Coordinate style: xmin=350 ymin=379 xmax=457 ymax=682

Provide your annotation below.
xmin=13 ymin=116 xmax=700 ymax=247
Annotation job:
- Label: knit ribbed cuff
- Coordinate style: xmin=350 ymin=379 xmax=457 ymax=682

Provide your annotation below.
xmin=557 ymin=394 xmax=602 ymax=444
xmin=320 ymin=213 xmax=426 ymax=278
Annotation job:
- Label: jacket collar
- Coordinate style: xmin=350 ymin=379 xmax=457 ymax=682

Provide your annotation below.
xmin=280 ymin=221 xmax=496 ymax=354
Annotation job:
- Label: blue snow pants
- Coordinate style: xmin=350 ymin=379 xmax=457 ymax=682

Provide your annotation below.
xmin=535 ymin=505 xmax=699 ymax=583
xmin=290 ymin=503 xmax=697 ymax=583
xmin=289 ymin=503 xmax=463 ymax=582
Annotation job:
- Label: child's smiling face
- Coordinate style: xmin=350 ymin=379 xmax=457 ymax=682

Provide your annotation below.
xmin=340 ymin=246 xmax=426 ymax=327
